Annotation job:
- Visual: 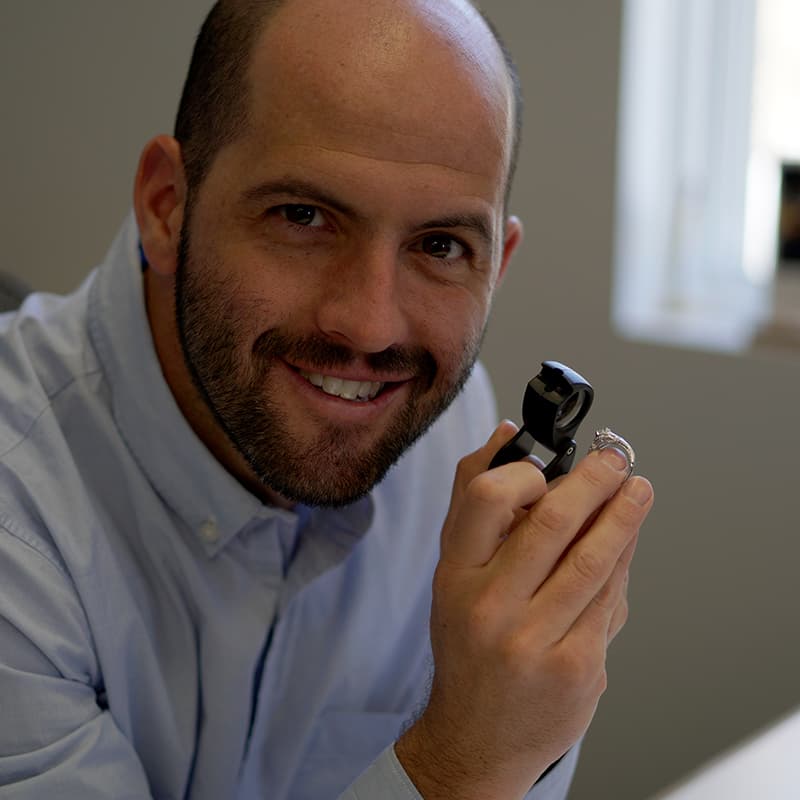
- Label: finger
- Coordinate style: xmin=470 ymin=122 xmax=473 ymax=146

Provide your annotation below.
xmin=509 ymin=458 xmax=546 ymax=528
xmin=608 ymin=535 xmax=638 ymax=643
xmin=607 ymin=576 xmax=629 ymax=645
xmin=447 ymin=420 xmax=521 ymax=513
xmin=491 ymin=448 xmax=641 ymax=598
xmin=442 ymin=418 xmax=537 ymax=547
xmin=550 ymin=547 xmax=629 ymax=682
xmin=580 ymin=550 xmax=628 ymax=636
xmin=440 ymin=459 xmax=548 ymax=567
xmin=524 ymin=453 xmax=547 ymax=472
xmin=440 ymin=420 xmax=519 ymax=543
xmin=590 ymin=535 xmax=638 ymax=647
xmin=531 ymin=478 xmax=652 ymax=640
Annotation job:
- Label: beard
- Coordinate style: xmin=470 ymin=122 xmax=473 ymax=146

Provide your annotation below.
xmin=174 ymin=224 xmax=483 ymax=507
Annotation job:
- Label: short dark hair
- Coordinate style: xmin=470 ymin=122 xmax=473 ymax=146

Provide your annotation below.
xmin=174 ymin=0 xmax=522 ymax=203
xmin=174 ymin=0 xmax=283 ymax=193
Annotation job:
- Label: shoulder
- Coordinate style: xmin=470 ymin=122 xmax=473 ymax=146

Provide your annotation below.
xmin=0 ymin=277 xmax=106 ymax=563
xmin=0 ymin=277 xmax=100 ymax=451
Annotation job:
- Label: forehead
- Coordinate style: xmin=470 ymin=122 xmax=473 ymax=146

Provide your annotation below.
xmin=232 ymin=0 xmax=513 ymax=200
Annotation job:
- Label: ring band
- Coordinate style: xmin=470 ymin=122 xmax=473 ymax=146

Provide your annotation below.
xmin=588 ymin=427 xmax=635 ymax=479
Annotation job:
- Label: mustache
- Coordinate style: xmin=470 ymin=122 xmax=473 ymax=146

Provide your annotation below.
xmin=252 ymin=329 xmax=438 ymax=387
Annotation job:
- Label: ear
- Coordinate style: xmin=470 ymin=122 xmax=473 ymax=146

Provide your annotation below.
xmin=133 ymin=135 xmax=187 ymax=277
xmin=497 ymin=214 xmax=523 ymax=286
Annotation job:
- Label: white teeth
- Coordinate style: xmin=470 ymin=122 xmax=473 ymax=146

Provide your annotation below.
xmin=321 ymin=376 xmax=343 ymax=395
xmin=356 ymin=384 xmax=374 ymax=399
xmin=300 ymin=371 xmax=383 ymax=401
xmin=339 ymin=380 xmax=361 ymax=400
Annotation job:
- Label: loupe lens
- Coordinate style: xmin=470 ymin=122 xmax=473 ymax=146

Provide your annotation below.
xmin=554 ymin=389 xmax=587 ymax=431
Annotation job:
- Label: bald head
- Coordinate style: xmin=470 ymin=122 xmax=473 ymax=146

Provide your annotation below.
xmin=174 ymin=0 xmax=522 ymax=202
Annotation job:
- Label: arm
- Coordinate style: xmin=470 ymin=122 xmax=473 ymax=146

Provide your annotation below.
xmin=0 ymin=523 xmax=153 ymax=799
xmin=392 ymin=421 xmax=653 ymax=799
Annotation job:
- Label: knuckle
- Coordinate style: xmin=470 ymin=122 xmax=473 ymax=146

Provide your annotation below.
xmin=462 ymin=580 xmax=517 ymax=642
xmin=598 ymin=584 xmax=630 ymax=634
xmin=597 ymin=669 xmax=609 ymax=697
xmin=532 ymin=496 xmax=573 ymax=537
xmin=454 ymin=453 xmax=477 ymax=485
xmin=497 ymin=630 xmax=535 ymax=676
xmin=466 ymin=471 xmax=509 ymax=507
xmin=465 ymin=587 xmax=503 ymax=635
xmin=569 ymin=545 xmax=606 ymax=588
xmin=526 ymin=462 xmax=548 ymax=492
xmin=608 ymin=494 xmax=644 ymax=529
xmin=592 ymin=579 xmax=618 ymax=613
xmin=616 ymin=597 xmax=630 ymax=629
xmin=578 ymin=458 xmax=616 ymax=491
xmin=552 ymin=643 xmax=601 ymax=690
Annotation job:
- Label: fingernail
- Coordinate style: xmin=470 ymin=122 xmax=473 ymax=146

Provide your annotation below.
xmin=622 ymin=476 xmax=653 ymax=506
xmin=599 ymin=446 xmax=630 ymax=472
xmin=589 ymin=428 xmax=636 ymax=478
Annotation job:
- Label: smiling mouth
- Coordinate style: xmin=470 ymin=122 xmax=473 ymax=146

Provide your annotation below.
xmin=299 ymin=370 xmax=386 ymax=401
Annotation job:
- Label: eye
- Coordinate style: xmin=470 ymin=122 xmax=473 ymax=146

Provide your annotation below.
xmin=420 ymin=234 xmax=466 ymax=260
xmin=280 ymin=204 xmax=325 ymax=227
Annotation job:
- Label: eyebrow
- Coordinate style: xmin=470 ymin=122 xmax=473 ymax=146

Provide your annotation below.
xmin=241 ymin=179 xmax=361 ymax=220
xmin=416 ymin=213 xmax=494 ymax=246
xmin=241 ymin=179 xmax=495 ymax=245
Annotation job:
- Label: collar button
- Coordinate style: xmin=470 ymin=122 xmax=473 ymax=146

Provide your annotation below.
xmin=199 ymin=519 xmax=219 ymax=544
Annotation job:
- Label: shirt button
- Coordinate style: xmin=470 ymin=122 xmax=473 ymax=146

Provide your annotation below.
xmin=199 ymin=519 xmax=219 ymax=544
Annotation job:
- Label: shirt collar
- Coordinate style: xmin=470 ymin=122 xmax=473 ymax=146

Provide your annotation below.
xmin=87 ymin=213 xmax=374 ymax=557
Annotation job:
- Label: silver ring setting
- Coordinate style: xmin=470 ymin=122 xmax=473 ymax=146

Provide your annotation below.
xmin=588 ymin=427 xmax=635 ymax=479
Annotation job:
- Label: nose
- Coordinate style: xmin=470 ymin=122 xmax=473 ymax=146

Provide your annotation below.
xmin=314 ymin=241 xmax=410 ymax=353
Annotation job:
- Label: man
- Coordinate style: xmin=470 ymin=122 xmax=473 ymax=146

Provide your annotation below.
xmin=0 ymin=0 xmax=653 ymax=798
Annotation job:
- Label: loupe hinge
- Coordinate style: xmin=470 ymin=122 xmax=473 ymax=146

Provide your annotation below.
xmin=541 ymin=440 xmax=577 ymax=482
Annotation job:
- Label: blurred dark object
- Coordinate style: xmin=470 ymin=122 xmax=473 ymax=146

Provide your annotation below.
xmin=778 ymin=163 xmax=800 ymax=265
xmin=0 ymin=272 xmax=31 ymax=312
xmin=752 ymin=163 xmax=800 ymax=351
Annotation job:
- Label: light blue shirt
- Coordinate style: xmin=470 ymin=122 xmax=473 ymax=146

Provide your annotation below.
xmin=0 ymin=215 xmax=578 ymax=799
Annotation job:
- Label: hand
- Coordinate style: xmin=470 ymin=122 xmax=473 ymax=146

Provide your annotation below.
xmin=396 ymin=421 xmax=654 ymax=799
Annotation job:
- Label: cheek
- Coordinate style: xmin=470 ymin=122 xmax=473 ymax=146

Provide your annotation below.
xmin=409 ymin=287 xmax=489 ymax=364
xmin=216 ymin=248 xmax=317 ymax=333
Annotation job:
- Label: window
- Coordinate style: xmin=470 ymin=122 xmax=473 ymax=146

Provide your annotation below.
xmin=614 ymin=0 xmax=800 ymax=352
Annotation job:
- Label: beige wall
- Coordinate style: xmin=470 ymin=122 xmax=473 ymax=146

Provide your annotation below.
xmin=2 ymin=2 xmax=799 ymax=798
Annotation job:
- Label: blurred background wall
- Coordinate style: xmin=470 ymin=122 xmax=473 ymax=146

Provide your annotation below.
xmin=1 ymin=2 xmax=798 ymax=798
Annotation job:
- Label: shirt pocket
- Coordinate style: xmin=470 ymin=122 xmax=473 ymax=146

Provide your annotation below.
xmin=290 ymin=709 xmax=410 ymax=800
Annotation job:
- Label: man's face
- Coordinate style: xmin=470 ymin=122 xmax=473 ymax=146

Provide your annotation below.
xmin=173 ymin=1 xmax=519 ymax=507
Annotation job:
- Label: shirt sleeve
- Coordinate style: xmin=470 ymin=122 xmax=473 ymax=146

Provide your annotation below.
xmin=339 ymin=743 xmax=580 ymax=800
xmin=0 ymin=521 xmax=153 ymax=799
xmin=338 ymin=745 xmax=421 ymax=799
xmin=524 ymin=744 xmax=581 ymax=799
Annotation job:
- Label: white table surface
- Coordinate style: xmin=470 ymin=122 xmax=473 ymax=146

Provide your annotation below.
xmin=649 ymin=706 xmax=800 ymax=799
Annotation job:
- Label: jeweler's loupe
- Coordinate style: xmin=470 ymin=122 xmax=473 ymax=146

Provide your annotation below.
xmin=489 ymin=361 xmax=594 ymax=481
